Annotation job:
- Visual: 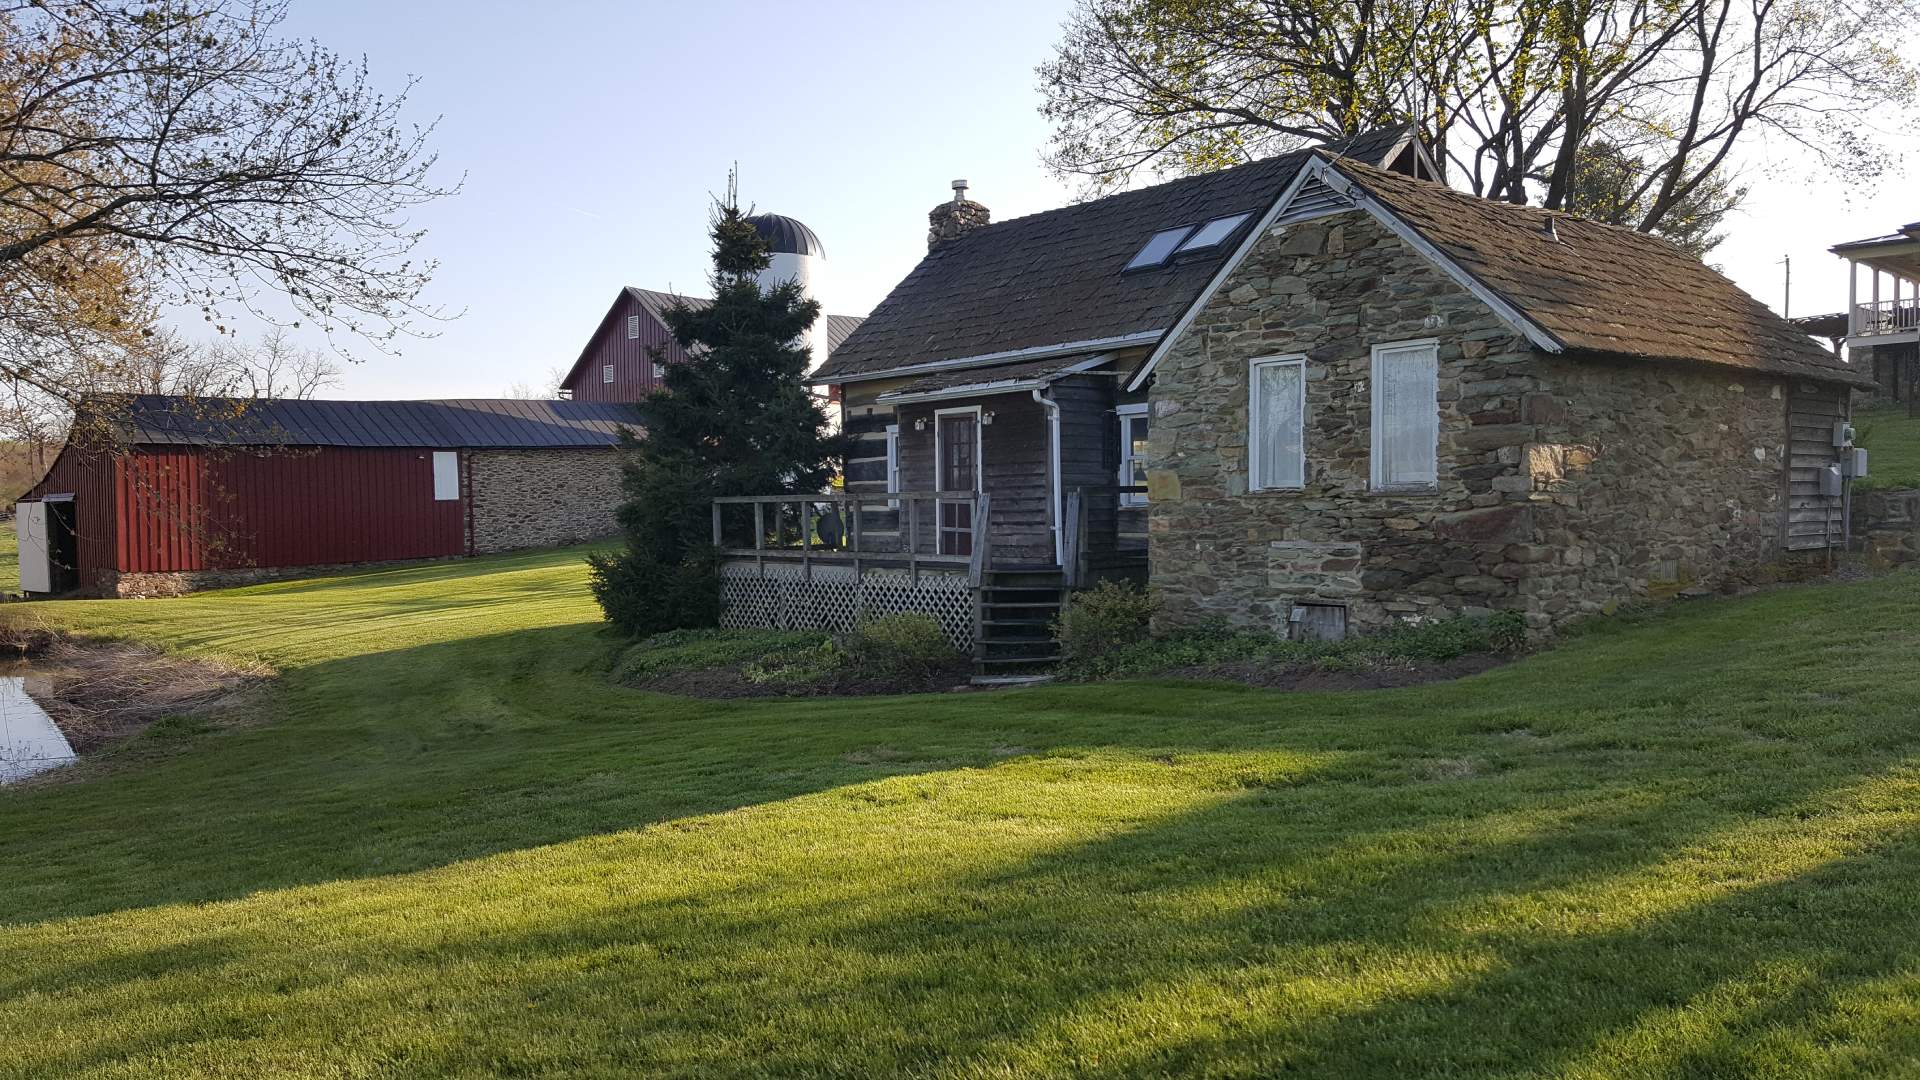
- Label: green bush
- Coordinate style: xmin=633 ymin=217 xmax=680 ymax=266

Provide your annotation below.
xmin=1052 ymin=580 xmax=1156 ymax=663
xmin=587 ymin=545 xmax=722 ymax=638
xmin=839 ymin=613 xmax=963 ymax=681
xmin=615 ymin=627 xmax=828 ymax=684
xmin=1059 ymin=611 xmax=1526 ymax=681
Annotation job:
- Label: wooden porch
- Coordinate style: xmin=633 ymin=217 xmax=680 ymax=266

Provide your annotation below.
xmin=710 ymin=487 xmax=1145 ymax=676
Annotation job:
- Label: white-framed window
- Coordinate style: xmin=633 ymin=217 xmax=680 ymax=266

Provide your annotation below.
xmin=1249 ymin=355 xmax=1307 ymax=490
xmin=884 ymin=424 xmax=900 ymax=507
xmin=431 ymin=451 xmax=459 ymax=501
xmin=1117 ymin=403 xmax=1149 ymax=505
xmin=626 ymin=314 xmax=640 ymax=339
xmin=1370 ymin=339 xmax=1440 ymax=492
xmin=602 ymin=363 xmax=614 ymax=384
xmin=652 ymin=361 xmax=666 ymax=379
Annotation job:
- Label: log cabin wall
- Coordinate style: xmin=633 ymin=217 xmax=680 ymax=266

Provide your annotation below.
xmin=893 ymin=391 xmax=1055 ymax=563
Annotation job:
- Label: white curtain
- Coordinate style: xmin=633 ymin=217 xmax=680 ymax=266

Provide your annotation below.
xmin=1375 ymin=344 xmax=1438 ymax=487
xmin=1255 ymin=360 xmax=1304 ymax=488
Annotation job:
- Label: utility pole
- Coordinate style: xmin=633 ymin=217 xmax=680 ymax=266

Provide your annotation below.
xmin=1780 ymin=254 xmax=1791 ymax=317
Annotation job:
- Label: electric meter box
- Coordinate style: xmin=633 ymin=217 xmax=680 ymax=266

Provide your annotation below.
xmin=1819 ymin=463 xmax=1844 ymax=497
xmin=1843 ymin=447 xmax=1869 ymax=478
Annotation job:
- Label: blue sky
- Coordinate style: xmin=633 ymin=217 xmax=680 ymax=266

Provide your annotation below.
xmin=260 ymin=1 xmax=1914 ymax=399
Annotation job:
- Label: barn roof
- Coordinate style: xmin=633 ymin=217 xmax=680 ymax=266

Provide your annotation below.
xmin=811 ymin=126 xmax=1421 ymax=384
xmin=97 ymin=396 xmax=644 ymax=449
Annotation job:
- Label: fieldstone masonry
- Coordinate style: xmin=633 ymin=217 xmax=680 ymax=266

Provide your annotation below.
xmin=1150 ymin=210 xmax=1799 ymax=635
xmin=465 ymin=448 xmax=622 ymax=554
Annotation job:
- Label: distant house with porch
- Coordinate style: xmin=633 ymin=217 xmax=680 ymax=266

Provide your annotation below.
xmin=718 ymin=129 xmax=1870 ymax=675
xmin=1828 ymin=220 xmax=1918 ymax=400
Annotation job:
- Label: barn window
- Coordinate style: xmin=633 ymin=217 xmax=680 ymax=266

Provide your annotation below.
xmin=432 ymin=452 xmax=459 ymax=501
xmin=602 ymin=364 xmax=614 ymax=384
xmin=1117 ymin=403 xmax=1149 ymax=505
xmin=653 ymin=361 xmax=666 ymax=379
xmin=1370 ymin=340 xmax=1440 ymax=491
xmin=1249 ymin=355 xmax=1306 ymax=490
xmin=626 ymin=315 xmax=640 ymax=339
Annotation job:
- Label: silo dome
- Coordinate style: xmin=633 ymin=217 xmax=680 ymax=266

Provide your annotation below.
xmin=747 ymin=213 xmax=825 ymax=258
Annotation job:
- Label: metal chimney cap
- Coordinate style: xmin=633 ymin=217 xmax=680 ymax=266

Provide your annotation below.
xmin=951 ymin=179 xmax=969 ymax=202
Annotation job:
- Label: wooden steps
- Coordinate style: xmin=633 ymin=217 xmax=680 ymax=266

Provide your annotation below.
xmin=974 ymin=568 xmax=1066 ymax=677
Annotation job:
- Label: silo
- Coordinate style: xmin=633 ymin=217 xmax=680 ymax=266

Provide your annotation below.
xmin=746 ymin=213 xmax=828 ymax=372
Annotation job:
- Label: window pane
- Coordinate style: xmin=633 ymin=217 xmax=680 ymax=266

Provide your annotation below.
xmin=1375 ymin=345 xmax=1438 ymax=487
xmin=1176 ymin=213 xmax=1251 ymax=253
xmin=1125 ymin=226 xmax=1196 ymax=270
xmin=1254 ymin=361 xmax=1304 ymax=488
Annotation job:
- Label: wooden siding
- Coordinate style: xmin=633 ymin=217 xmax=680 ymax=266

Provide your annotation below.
xmin=562 ymin=292 xmax=690 ymax=402
xmin=111 ymin=445 xmax=465 ymax=574
xmin=896 ymin=394 xmax=1054 ymax=563
xmin=20 ymin=441 xmax=119 ymax=591
xmin=1784 ymin=382 xmax=1849 ymax=551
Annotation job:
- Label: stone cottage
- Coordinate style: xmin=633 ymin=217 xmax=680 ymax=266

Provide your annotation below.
xmin=1129 ymin=154 xmax=1871 ymax=636
xmin=720 ymin=133 xmax=1865 ymax=666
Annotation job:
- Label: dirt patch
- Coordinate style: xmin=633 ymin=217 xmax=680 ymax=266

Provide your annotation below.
xmin=1160 ymin=652 xmax=1510 ymax=691
xmin=0 ymin=626 xmax=269 ymax=754
xmin=633 ymin=661 xmax=974 ymax=700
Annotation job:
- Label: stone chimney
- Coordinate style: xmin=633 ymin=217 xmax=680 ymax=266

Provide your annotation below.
xmin=928 ymin=179 xmax=990 ymax=249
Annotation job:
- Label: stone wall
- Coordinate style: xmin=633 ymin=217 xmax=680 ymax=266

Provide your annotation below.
xmin=1148 ymin=209 xmax=1798 ymax=636
xmin=106 ymin=558 xmax=462 ymax=598
xmin=466 ymin=447 xmax=623 ymax=554
xmin=1852 ymin=487 xmax=1920 ymax=567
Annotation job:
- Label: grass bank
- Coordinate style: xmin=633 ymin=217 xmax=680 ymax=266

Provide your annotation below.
xmin=2 ymin=546 xmax=1918 ymax=1077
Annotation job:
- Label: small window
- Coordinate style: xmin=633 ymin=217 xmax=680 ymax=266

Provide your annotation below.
xmin=602 ymin=364 xmax=614 ymax=384
xmin=626 ymin=315 xmax=640 ymax=339
xmin=1117 ymin=405 xmax=1149 ymax=505
xmin=1371 ymin=340 xmax=1440 ymax=491
xmin=432 ymin=452 xmax=459 ymax=501
xmin=1124 ymin=226 xmax=1195 ymax=271
xmin=1249 ymin=356 xmax=1307 ymax=490
xmin=652 ymin=361 xmax=666 ymax=379
xmin=1176 ymin=212 xmax=1252 ymax=254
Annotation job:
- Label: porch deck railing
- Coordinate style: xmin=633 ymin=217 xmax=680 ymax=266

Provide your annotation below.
xmin=711 ymin=490 xmax=992 ymax=584
xmin=1061 ymin=485 xmax=1147 ymax=588
xmin=1852 ymin=298 xmax=1920 ymax=338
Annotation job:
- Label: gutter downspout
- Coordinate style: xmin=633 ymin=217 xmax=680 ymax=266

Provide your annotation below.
xmin=1033 ymin=389 xmax=1063 ymax=565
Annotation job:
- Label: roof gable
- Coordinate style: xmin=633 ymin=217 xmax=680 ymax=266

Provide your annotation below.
xmin=813 ymin=127 xmax=1418 ymax=383
xmin=1131 ymin=154 xmax=1866 ymax=390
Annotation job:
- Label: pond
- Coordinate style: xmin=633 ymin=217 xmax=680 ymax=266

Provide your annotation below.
xmin=0 ymin=666 xmax=74 ymax=784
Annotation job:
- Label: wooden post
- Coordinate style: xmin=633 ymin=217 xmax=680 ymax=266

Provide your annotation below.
xmin=907 ymin=495 xmax=919 ymax=586
xmin=802 ymin=498 xmax=812 ymax=582
xmin=754 ymin=502 xmax=765 ymax=577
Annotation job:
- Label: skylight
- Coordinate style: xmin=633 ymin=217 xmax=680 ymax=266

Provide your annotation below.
xmin=1176 ymin=213 xmax=1252 ymax=254
xmin=1125 ymin=226 xmax=1195 ymax=271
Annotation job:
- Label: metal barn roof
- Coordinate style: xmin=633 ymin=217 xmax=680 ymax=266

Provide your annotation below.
xmin=98 ymin=396 xmax=645 ymax=449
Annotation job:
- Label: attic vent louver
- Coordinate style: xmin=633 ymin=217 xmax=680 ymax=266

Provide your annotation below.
xmin=1275 ymin=176 xmax=1354 ymax=226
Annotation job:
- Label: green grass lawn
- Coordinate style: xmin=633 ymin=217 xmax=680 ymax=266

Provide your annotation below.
xmin=0 ymin=515 xmax=17 ymax=593
xmin=1854 ymin=403 xmax=1920 ymax=490
xmin=3 ymin=548 xmax=1919 ymax=1078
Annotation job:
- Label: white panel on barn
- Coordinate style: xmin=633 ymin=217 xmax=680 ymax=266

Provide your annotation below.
xmin=432 ymin=452 xmax=459 ymax=501
xmin=16 ymin=502 xmax=49 ymax=593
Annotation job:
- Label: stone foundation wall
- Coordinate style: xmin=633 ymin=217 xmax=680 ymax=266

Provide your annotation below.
xmin=106 ymin=558 xmax=462 ymax=598
xmin=1852 ymin=488 xmax=1920 ymax=567
xmin=1148 ymin=209 xmax=1798 ymax=637
xmin=466 ymin=448 xmax=622 ymax=554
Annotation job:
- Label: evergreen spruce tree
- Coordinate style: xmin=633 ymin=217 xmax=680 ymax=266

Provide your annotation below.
xmin=589 ymin=174 xmax=845 ymax=635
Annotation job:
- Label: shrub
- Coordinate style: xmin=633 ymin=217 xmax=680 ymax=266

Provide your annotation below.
xmin=1058 ymin=611 xmax=1526 ymax=681
xmin=839 ymin=613 xmax=963 ymax=681
xmin=1052 ymin=580 xmax=1156 ymax=663
xmin=587 ymin=545 xmax=721 ymax=638
xmin=614 ymin=627 xmax=827 ymax=685
xmin=743 ymin=642 xmax=845 ymax=687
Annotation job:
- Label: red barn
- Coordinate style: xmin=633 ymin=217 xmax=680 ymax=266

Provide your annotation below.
xmin=558 ymin=287 xmax=864 ymax=402
xmin=15 ymin=396 xmax=641 ymax=596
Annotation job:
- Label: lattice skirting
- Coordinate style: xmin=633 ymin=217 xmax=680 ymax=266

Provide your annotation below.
xmin=719 ymin=561 xmax=975 ymax=651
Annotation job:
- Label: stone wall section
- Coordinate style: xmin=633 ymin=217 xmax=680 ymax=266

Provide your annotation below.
xmin=465 ymin=447 xmax=623 ymax=554
xmin=1148 ymin=209 xmax=1796 ymax=636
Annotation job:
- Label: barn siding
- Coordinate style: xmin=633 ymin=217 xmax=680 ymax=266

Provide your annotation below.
xmin=562 ymin=292 xmax=688 ymax=402
xmin=112 ymin=446 xmax=464 ymax=574
xmin=20 ymin=441 xmax=119 ymax=591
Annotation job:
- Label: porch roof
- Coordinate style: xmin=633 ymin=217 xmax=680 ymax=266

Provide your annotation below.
xmin=873 ymin=353 xmax=1112 ymax=406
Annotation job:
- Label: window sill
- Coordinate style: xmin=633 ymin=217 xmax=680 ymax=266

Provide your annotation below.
xmin=1368 ymin=485 xmax=1441 ymax=496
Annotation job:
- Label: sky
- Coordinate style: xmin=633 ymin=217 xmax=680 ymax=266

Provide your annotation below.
xmin=254 ymin=0 xmax=1916 ymax=399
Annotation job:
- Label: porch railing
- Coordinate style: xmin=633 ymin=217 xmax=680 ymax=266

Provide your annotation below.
xmin=1061 ymin=485 xmax=1147 ymax=588
xmin=711 ymin=491 xmax=993 ymax=585
xmin=1852 ymin=298 xmax=1920 ymax=338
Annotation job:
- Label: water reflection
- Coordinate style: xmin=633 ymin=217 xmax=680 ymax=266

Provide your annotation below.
xmin=0 ymin=669 xmax=74 ymax=783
